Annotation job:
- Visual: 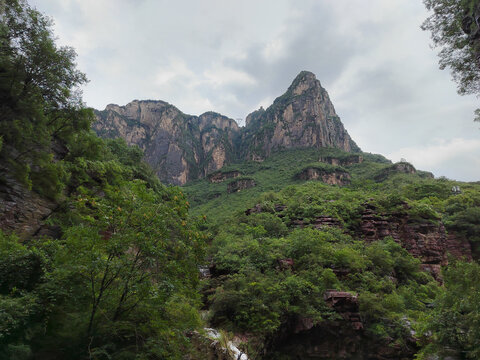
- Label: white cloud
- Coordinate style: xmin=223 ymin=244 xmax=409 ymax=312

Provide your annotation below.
xmin=387 ymin=138 xmax=480 ymax=181
xmin=29 ymin=0 xmax=480 ymax=181
xmin=203 ymin=67 xmax=256 ymax=87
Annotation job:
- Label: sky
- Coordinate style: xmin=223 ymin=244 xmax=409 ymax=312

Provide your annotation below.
xmin=30 ymin=0 xmax=480 ymax=182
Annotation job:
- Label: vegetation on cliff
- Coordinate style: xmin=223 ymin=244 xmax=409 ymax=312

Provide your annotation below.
xmin=2 ymin=1 xmax=480 ymax=359
xmin=0 ymin=1 xmax=204 ymax=359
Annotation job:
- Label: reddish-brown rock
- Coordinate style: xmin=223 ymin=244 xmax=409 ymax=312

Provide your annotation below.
xmin=360 ymin=203 xmax=472 ymax=279
xmin=227 ymin=179 xmax=256 ymax=193
xmin=208 ymin=170 xmax=241 ymax=183
xmin=297 ymin=167 xmax=351 ymax=185
xmin=319 ymin=155 xmax=363 ymax=166
xmin=0 ymin=167 xmax=57 ymax=240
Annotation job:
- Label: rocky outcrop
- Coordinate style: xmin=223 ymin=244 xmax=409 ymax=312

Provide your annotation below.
xmin=0 ymin=166 xmax=57 ymax=240
xmin=296 ymin=167 xmax=351 ymax=185
xmin=319 ymin=155 xmax=363 ymax=166
xmin=267 ymin=290 xmax=416 ymax=359
xmin=227 ymin=178 xmax=256 ymax=193
xmin=245 ymin=202 xmax=472 ymax=280
xmin=360 ymin=203 xmax=472 ymax=279
xmin=241 ymin=71 xmax=360 ymax=161
xmin=93 ymin=71 xmax=360 ymax=185
xmin=374 ymin=162 xmax=416 ymax=182
xmin=94 ymin=101 xmax=240 ymax=185
xmin=208 ymin=170 xmax=242 ymax=183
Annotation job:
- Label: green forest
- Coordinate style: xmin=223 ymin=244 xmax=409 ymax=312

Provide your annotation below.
xmin=1 ymin=1 xmax=480 ymax=359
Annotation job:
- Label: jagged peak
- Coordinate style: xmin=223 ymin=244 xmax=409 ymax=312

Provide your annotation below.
xmin=287 ymin=70 xmax=322 ymax=96
xmin=292 ymin=70 xmax=317 ymax=83
xmin=104 ymin=99 xmax=171 ymax=112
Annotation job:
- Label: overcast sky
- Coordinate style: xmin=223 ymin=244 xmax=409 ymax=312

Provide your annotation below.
xmin=30 ymin=0 xmax=480 ymax=181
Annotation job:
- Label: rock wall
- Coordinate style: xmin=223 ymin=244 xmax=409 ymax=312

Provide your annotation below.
xmin=208 ymin=171 xmax=242 ymax=183
xmin=296 ymin=167 xmax=351 ymax=186
xmin=266 ymin=290 xmax=416 ymax=359
xmin=0 ymin=165 xmax=57 ymax=240
xmin=241 ymin=71 xmax=360 ymax=161
xmin=94 ymin=101 xmax=240 ymax=185
xmin=93 ymin=71 xmax=360 ymax=185
xmin=245 ymin=202 xmax=472 ymax=280
xmin=319 ymin=155 xmax=363 ymax=166
xmin=227 ymin=179 xmax=256 ymax=193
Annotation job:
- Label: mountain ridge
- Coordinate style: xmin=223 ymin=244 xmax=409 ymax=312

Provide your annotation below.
xmin=93 ymin=71 xmax=359 ymax=184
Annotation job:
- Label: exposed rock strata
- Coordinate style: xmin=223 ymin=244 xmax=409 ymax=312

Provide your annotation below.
xmin=241 ymin=71 xmax=359 ymax=161
xmin=227 ymin=179 xmax=256 ymax=193
xmin=375 ymin=162 xmax=417 ymax=182
xmin=208 ymin=170 xmax=241 ymax=183
xmin=360 ymin=203 xmax=471 ymax=279
xmin=0 ymin=167 xmax=57 ymax=240
xmin=93 ymin=71 xmax=360 ymax=185
xmin=319 ymin=155 xmax=363 ymax=166
xmin=94 ymin=101 xmax=240 ymax=185
xmin=296 ymin=167 xmax=351 ymax=185
xmin=245 ymin=202 xmax=473 ymax=280
xmin=267 ymin=290 xmax=416 ymax=359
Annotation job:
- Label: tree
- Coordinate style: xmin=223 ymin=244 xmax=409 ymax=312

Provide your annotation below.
xmin=0 ymin=0 xmax=92 ymax=197
xmin=422 ymin=0 xmax=480 ymax=120
xmin=417 ymin=261 xmax=480 ymax=359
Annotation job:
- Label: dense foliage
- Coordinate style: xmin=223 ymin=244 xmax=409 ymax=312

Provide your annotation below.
xmin=187 ymin=149 xmax=480 ymax=358
xmin=0 ymin=0 xmax=92 ymax=198
xmin=0 ymin=1 xmax=205 ymax=359
xmin=0 ymin=181 xmax=204 ymax=359
xmin=422 ymin=0 xmax=480 ymax=120
xmin=2 ymin=1 xmax=480 ymax=359
xmin=417 ymin=261 xmax=480 ymax=359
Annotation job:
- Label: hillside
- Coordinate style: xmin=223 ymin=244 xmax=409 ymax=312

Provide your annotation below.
xmin=2 ymin=2 xmax=480 ymax=359
xmin=187 ymin=148 xmax=480 ymax=359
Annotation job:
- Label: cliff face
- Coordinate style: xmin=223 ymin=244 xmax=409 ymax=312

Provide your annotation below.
xmin=241 ymin=71 xmax=359 ymax=161
xmin=93 ymin=71 xmax=359 ymax=185
xmin=93 ymin=101 xmax=239 ymax=185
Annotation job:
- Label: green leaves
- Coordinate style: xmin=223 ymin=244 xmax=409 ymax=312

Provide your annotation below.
xmin=422 ymin=0 xmax=480 ymax=116
xmin=417 ymin=261 xmax=480 ymax=359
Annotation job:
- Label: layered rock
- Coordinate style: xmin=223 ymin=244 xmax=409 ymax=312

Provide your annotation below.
xmin=0 ymin=165 xmax=57 ymax=240
xmin=241 ymin=71 xmax=360 ymax=161
xmin=245 ymin=202 xmax=472 ymax=280
xmin=208 ymin=170 xmax=242 ymax=183
xmin=227 ymin=178 xmax=256 ymax=193
xmin=94 ymin=101 xmax=240 ymax=185
xmin=360 ymin=203 xmax=472 ymax=279
xmin=93 ymin=71 xmax=360 ymax=185
xmin=267 ymin=290 xmax=416 ymax=359
xmin=319 ymin=154 xmax=363 ymax=166
xmin=374 ymin=162 xmax=417 ymax=182
xmin=296 ymin=167 xmax=351 ymax=186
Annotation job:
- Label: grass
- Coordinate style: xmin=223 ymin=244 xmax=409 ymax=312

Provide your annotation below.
xmin=183 ymin=148 xmax=391 ymax=221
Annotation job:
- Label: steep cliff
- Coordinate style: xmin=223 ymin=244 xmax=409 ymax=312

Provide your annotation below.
xmin=93 ymin=71 xmax=360 ymax=185
xmin=94 ymin=101 xmax=240 ymax=185
xmin=241 ymin=71 xmax=360 ymax=160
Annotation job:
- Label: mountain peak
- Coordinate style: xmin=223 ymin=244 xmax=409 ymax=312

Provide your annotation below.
xmin=94 ymin=72 xmax=359 ymax=184
xmin=293 ymin=70 xmax=317 ymax=83
xmin=288 ymin=71 xmax=320 ymax=95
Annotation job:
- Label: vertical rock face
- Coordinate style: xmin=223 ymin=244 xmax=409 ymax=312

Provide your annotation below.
xmin=360 ymin=203 xmax=472 ymax=280
xmin=93 ymin=71 xmax=360 ymax=185
xmin=0 ymin=165 xmax=57 ymax=240
xmin=241 ymin=71 xmax=360 ymax=161
xmin=93 ymin=101 xmax=240 ymax=185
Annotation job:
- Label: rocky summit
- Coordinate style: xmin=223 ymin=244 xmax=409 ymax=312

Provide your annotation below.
xmin=93 ymin=71 xmax=359 ymax=185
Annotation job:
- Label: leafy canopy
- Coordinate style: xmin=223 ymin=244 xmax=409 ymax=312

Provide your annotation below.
xmin=422 ymin=0 xmax=480 ymax=120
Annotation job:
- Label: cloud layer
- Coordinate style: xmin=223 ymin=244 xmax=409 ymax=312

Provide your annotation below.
xmin=30 ymin=0 xmax=480 ymax=181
